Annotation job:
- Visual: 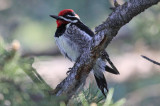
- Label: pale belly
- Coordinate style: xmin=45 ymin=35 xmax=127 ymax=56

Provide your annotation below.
xmin=55 ymin=36 xmax=80 ymax=62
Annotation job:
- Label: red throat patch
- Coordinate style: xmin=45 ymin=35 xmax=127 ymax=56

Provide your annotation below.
xmin=56 ymin=20 xmax=68 ymax=28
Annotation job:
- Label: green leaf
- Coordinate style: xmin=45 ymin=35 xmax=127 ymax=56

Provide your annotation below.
xmin=79 ymin=92 xmax=89 ymax=106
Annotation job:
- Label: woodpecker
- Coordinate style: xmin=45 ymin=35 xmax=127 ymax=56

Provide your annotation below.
xmin=50 ymin=9 xmax=119 ymax=97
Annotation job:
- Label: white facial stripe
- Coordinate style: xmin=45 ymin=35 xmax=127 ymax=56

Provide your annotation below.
xmin=59 ymin=16 xmax=78 ymax=23
xmin=67 ymin=15 xmax=74 ymax=17
xmin=67 ymin=15 xmax=80 ymax=19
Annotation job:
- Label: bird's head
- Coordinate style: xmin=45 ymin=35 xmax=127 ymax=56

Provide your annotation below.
xmin=50 ymin=9 xmax=80 ymax=28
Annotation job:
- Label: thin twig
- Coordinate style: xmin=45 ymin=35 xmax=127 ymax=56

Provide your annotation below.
xmin=141 ymin=55 xmax=160 ymax=66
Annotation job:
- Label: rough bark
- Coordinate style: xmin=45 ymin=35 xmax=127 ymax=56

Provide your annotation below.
xmin=51 ymin=0 xmax=160 ymax=103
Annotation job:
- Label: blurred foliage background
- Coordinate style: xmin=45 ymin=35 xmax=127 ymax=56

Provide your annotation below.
xmin=0 ymin=0 xmax=160 ymax=105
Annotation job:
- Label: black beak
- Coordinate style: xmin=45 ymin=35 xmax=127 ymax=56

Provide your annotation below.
xmin=50 ymin=15 xmax=62 ymax=20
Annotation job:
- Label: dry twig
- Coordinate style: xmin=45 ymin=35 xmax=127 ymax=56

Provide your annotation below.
xmin=141 ymin=55 xmax=160 ymax=66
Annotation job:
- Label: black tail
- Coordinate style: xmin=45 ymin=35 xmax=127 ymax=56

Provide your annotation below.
xmin=94 ymin=73 xmax=108 ymax=97
xmin=103 ymin=51 xmax=120 ymax=75
xmin=105 ymin=65 xmax=119 ymax=74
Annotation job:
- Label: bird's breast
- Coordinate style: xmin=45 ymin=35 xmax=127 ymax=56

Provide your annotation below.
xmin=55 ymin=35 xmax=80 ymax=62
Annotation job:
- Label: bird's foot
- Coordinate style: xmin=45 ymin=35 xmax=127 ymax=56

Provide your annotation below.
xmin=110 ymin=0 xmax=120 ymax=11
xmin=66 ymin=68 xmax=72 ymax=75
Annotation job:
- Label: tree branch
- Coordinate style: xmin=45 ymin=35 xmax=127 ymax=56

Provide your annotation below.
xmin=21 ymin=49 xmax=60 ymax=57
xmin=141 ymin=55 xmax=160 ymax=66
xmin=51 ymin=0 xmax=160 ymax=103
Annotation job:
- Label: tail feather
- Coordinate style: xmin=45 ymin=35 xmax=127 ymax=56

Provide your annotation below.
xmin=105 ymin=65 xmax=119 ymax=74
xmin=93 ymin=58 xmax=109 ymax=97
xmin=104 ymin=51 xmax=120 ymax=75
xmin=94 ymin=73 xmax=108 ymax=97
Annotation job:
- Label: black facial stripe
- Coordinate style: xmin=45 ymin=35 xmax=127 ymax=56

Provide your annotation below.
xmin=55 ymin=24 xmax=66 ymax=37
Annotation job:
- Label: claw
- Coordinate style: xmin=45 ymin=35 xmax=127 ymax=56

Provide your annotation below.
xmin=66 ymin=68 xmax=72 ymax=75
xmin=109 ymin=0 xmax=120 ymax=11
xmin=114 ymin=0 xmax=120 ymax=7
